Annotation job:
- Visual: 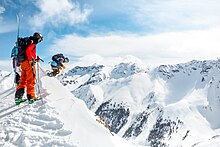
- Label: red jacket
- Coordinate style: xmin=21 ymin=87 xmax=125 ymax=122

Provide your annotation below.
xmin=26 ymin=44 xmax=36 ymax=61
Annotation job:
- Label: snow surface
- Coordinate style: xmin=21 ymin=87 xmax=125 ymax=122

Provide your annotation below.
xmin=0 ymin=69 xmax=142 ymax=147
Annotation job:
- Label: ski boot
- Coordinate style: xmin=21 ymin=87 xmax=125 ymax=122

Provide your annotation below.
xmin=28 ymin=99 xmax=37 ymax=104
xmin=27 ymin=94 xmax=41 ymax=104
xmin=15 ymin=98 xmax=27 ymax=105
xmin=15 ymin=88 xmax=26 ymax=105
xmin=47 ymin=70 xmax=59 ymax=77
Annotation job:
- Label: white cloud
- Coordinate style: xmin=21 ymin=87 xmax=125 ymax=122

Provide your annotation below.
xmin=37 ymin=0 xmax=220 ymax=65
xmin=125 ymin=0 xmax=220 ymax=31
xmin=0 ymin=6 xmax=15 ymax=33
xmin=49 ymin=27 xmax=220 ymax=65
xmin=0 ymin=6 xmax=4 ymax=13
xmin=0 ymin=24 xmax=16 ymax=33
xmin=0 ymin=6 xmax=5 ymax=21
xmin=31 ymin=0 xmax=92 ymax=29
xmin=69 ymin=0 xmax=220 ymax=32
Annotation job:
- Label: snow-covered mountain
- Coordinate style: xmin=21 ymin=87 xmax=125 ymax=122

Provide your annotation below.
xmin=0 ymin=65 xmax=140 ymax=147
xmin=60 ymin=56 xmax=220 ymax=147
xmin=1 ymin=56 xmax=220 ymax=147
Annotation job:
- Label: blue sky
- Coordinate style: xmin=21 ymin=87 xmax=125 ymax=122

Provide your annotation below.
xmin=1 ymin=0 xmax=220 ymax=68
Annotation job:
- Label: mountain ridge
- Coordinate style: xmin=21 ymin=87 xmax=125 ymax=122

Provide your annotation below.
xmin=60 ymin=57 xmax=220 ymax=147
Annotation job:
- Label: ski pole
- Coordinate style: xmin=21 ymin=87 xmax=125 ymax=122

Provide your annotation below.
xmin=16 ymin=14 xmax=20 ymax=46
xmin=36 ymin=62 xmax=44 ymax=104
xmin=37 ymin=56 xmax=44 ymax=62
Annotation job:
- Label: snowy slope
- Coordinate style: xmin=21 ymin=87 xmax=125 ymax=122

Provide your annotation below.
xmin=1 ymin=56 xmax=220 ymax=147
xmin=60 ymin=56 xmax=220 ymax=147
xmin=0 ymin=70 xmax=142 ymax=147
xmin=0 ymin=70 xmax=13 ymax=91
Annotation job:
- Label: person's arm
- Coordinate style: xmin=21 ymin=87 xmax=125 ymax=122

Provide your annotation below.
xmin=59 ymin=61 xmax=64 ymax=67
xmin=26 ymin=44 xmax=36 ymax=61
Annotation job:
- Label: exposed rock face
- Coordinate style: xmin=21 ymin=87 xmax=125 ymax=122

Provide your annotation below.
xmin=147 ymin=115 xmax=183 ymax=147
xmin=123 ymin=110 xmax=150 ymax=139
xmin=95 ymin=100 xmax=130 ymax=133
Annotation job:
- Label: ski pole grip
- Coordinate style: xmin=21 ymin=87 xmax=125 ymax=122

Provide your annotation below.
xmin=37 ymin=56 xmax=44 ymax=62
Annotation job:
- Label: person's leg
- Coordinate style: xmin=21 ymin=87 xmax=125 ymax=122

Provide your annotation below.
xmin=25 ymin=61 xmax=36 ymax=100
xmin=15 ymin=62 xmax=27 ymax=98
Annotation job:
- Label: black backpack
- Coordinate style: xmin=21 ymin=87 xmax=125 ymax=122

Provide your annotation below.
xmin=52 ymin=54 xmax=64 ymax=62
xmin=17 ymin=37 xmax=32 ymax=63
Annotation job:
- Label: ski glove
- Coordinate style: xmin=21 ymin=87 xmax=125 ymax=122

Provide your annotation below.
xmin=35 ymin=56 xmax=41 ymax=62
xmin=29 ymin=60 xmax=35 ymax=66
xmin=61 ymin=65 xmax=66 ymax=69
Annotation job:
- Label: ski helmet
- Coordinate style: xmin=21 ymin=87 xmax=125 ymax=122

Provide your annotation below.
xmin=33 ymin=32 xmax=43 ymax=43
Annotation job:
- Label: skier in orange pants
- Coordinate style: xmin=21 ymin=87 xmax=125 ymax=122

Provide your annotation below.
xmin=15 ymin=32 xmax=43 ymax=104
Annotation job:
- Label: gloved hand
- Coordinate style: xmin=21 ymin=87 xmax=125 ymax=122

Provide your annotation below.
xmin=61 ymin=65 xmax=66 ymax=69
xmin=29 ymin=60 xmax=35 ymax=66
xmin=35 ymin=56 xmax=40 ymax=62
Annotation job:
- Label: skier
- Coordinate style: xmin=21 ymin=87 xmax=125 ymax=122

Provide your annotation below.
xmin=47 ymin=53 xmax=69 ymax=77
xmin=15 ymin=32 xmax=43 ymax=105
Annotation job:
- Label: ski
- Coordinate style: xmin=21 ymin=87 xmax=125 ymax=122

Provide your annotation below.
xmin=11 ymin=14 xmax=21 ymax=86
xmin=16 ymin=14 xmax=20 ymax=41
xmin=47 ymin=72 xmax=55 ymax=77
xmin=46 ymin=70 xmax=58 ymax=77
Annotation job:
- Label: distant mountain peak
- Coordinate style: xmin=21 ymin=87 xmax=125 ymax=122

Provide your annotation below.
xmin=60 ymin=57 xmax=220 ymax=146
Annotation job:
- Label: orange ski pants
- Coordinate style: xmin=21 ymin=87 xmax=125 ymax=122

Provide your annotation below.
xmin=16 ymin=60 xmax=36 ymax=98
